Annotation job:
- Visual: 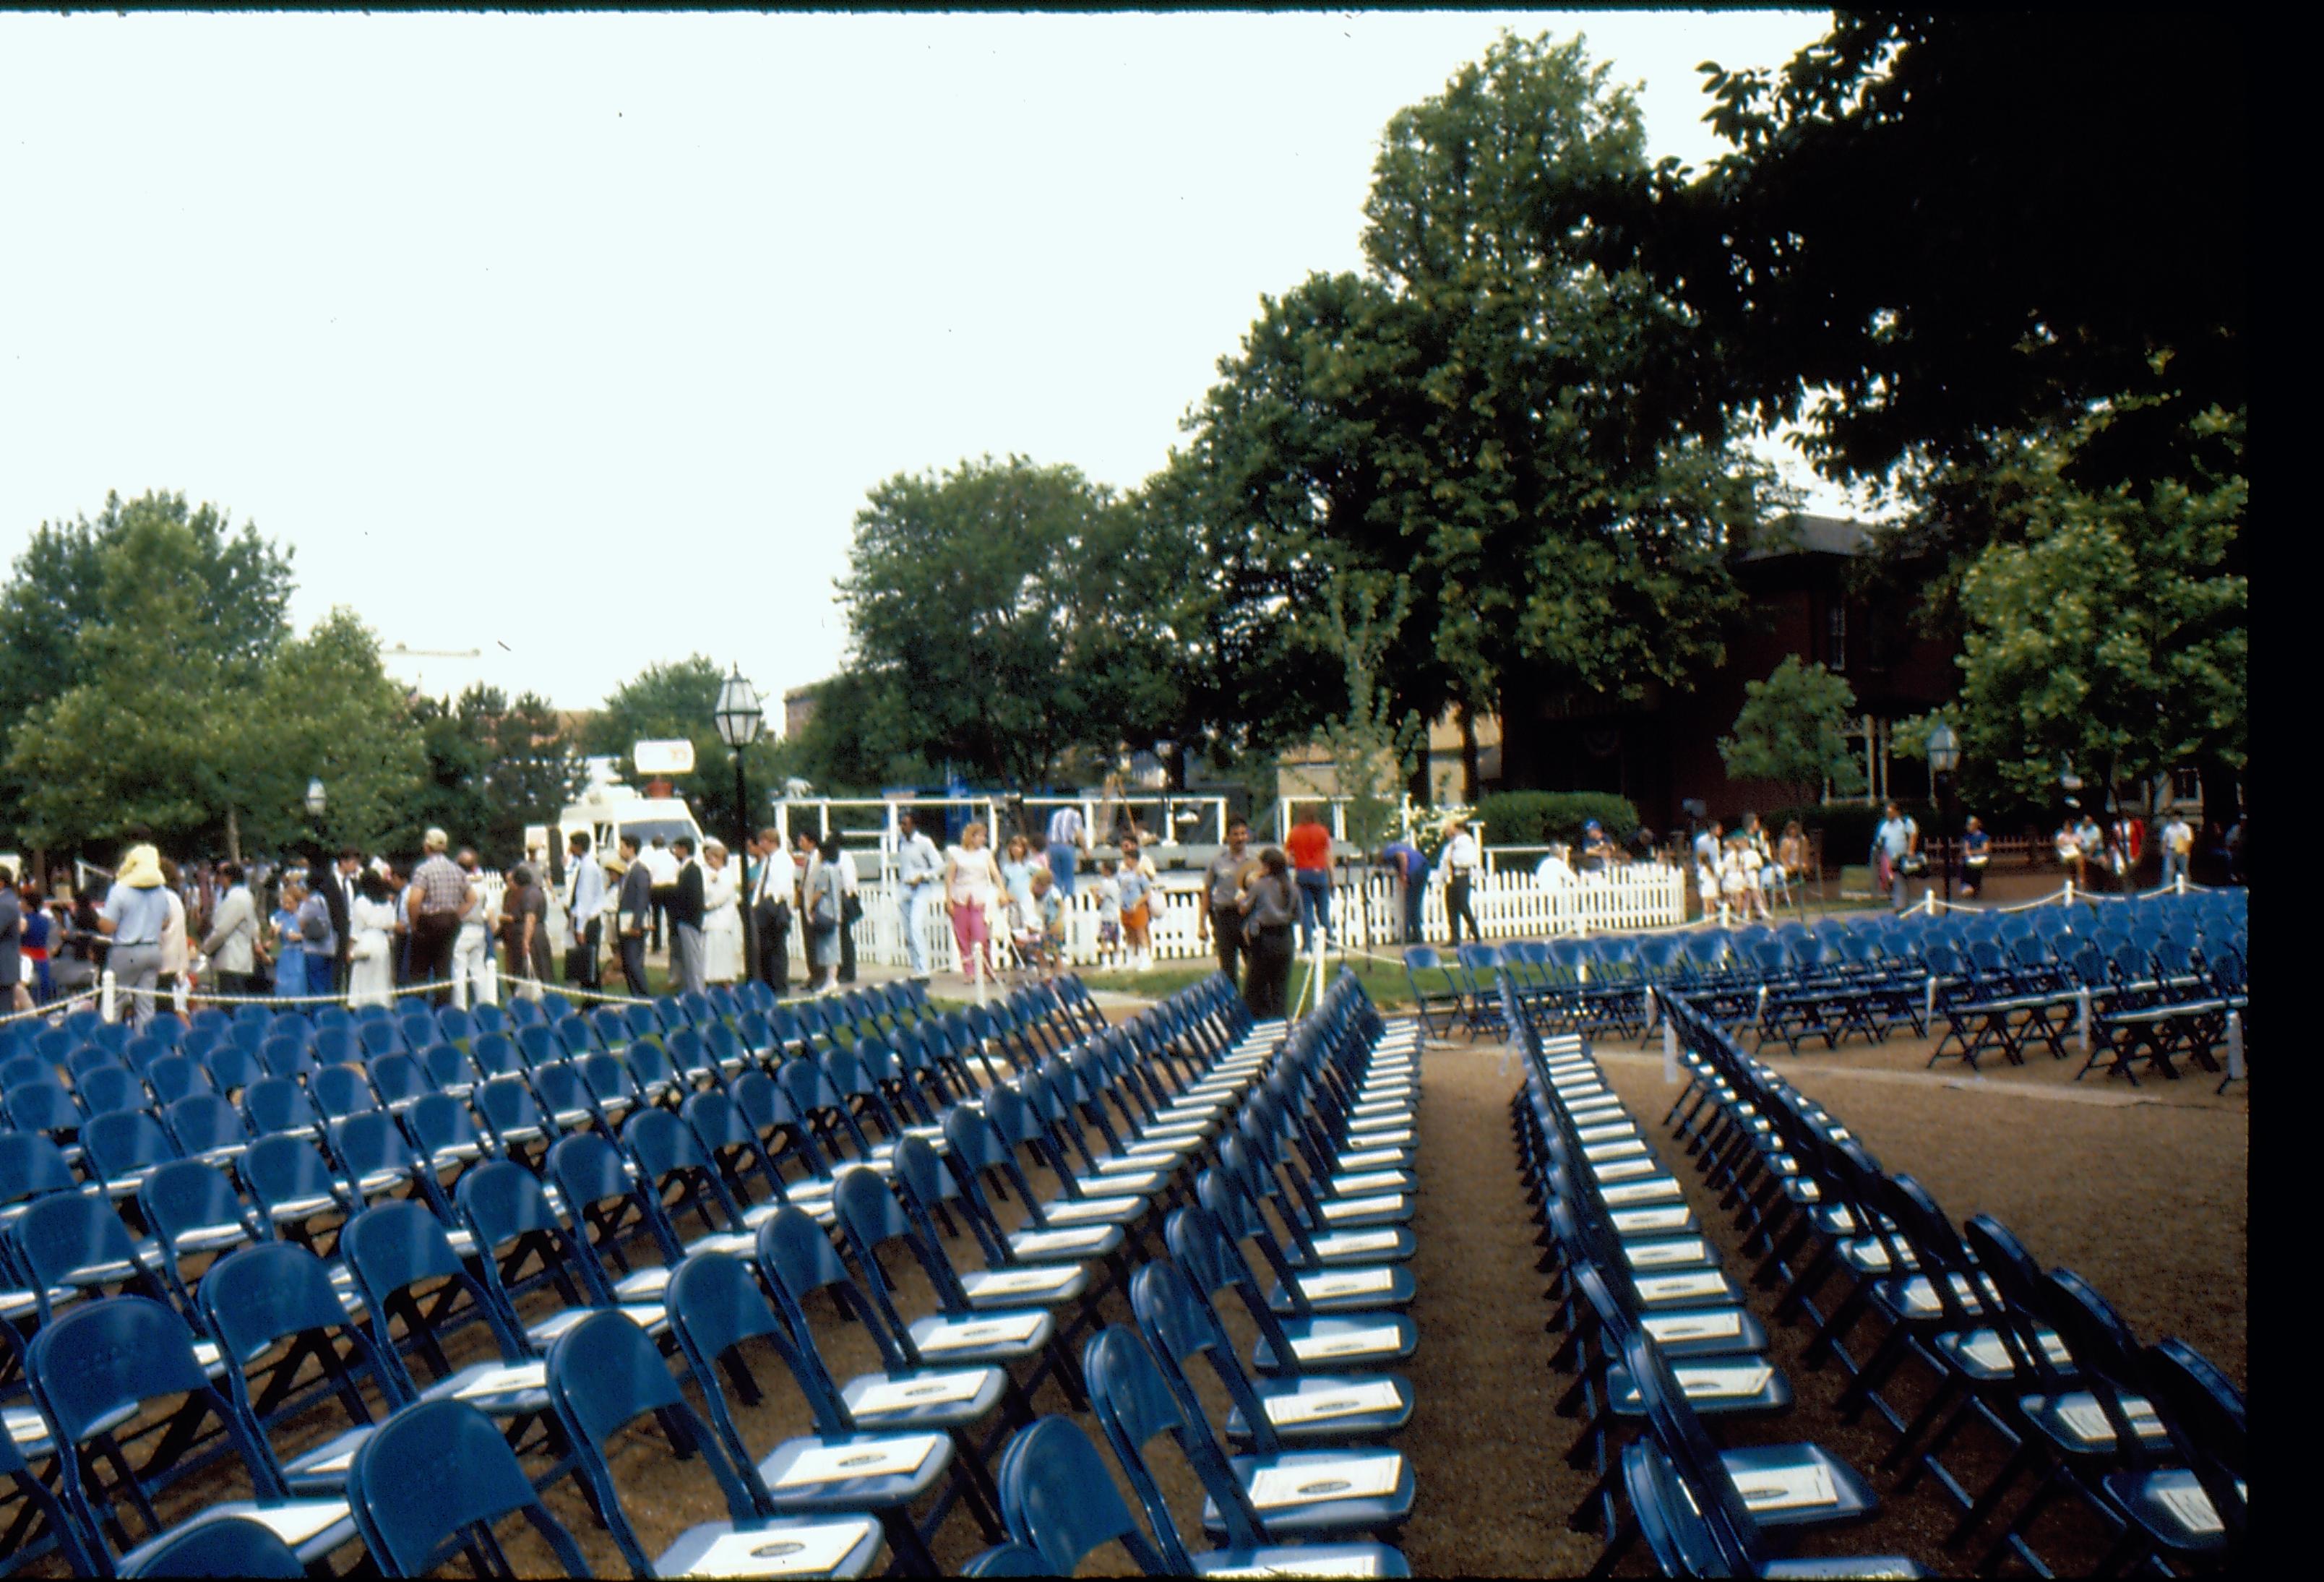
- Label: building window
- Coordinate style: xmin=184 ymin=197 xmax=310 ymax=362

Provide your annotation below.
xmin=1825 ymin=603 xmax=1848 ymax=671
xmin=2172 ymin=767 xmax=2201 ymax=803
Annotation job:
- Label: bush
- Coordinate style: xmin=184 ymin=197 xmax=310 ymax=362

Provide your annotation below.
xmin=1476 ymin=791 xmax=1640 ymax=848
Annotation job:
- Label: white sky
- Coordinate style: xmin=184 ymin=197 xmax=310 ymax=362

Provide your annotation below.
xmin=0 ymin=8 xmax=1843 ymax=716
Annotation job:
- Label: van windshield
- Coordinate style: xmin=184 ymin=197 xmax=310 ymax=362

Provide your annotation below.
xmin=618 ymin=819 xmax=698 ymax=848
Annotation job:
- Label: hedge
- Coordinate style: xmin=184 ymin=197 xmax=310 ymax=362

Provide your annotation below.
xmin=1475 ymin=791 xmax=1641 ymax=848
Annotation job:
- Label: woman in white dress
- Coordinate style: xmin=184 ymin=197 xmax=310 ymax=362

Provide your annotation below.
xmin=700 ymin=840 xmax=744 ymax=985
xmin=348 ymin=869 xmax=399 ymax=1008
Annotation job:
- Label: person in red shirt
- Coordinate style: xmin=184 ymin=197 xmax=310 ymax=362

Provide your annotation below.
xmin=1284 ymin=805 xmax=1335 ymax=955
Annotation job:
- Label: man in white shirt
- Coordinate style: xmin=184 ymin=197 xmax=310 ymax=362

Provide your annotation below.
xmin=1046 ymin=803 xmax=1087 ymax=898
xmin=641 ymin=835 xmax=680 ymax=954
xmin=564 ymin=831 xmax=608 ymax=988
xmin=1441 ymin=820 xmax=1482 ymax=946
xmin=1873 ymin=802 xmax=1920 ymax=912
xmin=894 ymin=811 xmax=943 ymax=982
xmin=452 ymin=848 xmax=499 ymax=1006
xmin=2160 ymin=812 xmax=2194 ymax=890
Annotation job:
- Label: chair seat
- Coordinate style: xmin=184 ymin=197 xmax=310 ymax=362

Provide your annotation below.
xmin=838 ymin=1367 xmax=1008 ymax=1431
xmin=1190 ymin=1540 xmax=1411 ymax=1577
xmin=2100 ymin=1467 xmax=2242 ymax=1555
xmin=1608 ymin=1357 xmax=1791 ymax=1416
xmin=1929 ymin=1326 xmax=2075 ymax=1381
xmin=1869 ymin=1271 xmax=1997 ymax=1323
xmin=1268 ymin=1265 xmax=1416 ymax=1315
xmin=1304 ymin=1193 xmax=1410 ymax=1231
xmin=1639 ymin=1307 xmax=1770 ymax=1354
xmin=1007 ymin=1222 xmax=1125 ymax=1261
xmin=653 ymin=1516 xmax=886 ymax=1580
xmin=418 ymin=1359 xmax=551 ymax=1414
xmin=1608 ymin=1204 xmax=1697 ymax=1237
xmin=906 ymin=1307 xmax=1055 ymax=1363
xmin=958 ymin=1264 xmax=1089 ymax=1307
xmin=1224 ymin=1373 xmax=1415 ymax=1448
xmin=1252 ymin=1313 xmax=1419 ymax=1375
xmin=281 ymin=1424 xmax=376 ymax=1492
xmin=1301 ymin=1226 xmax=1416 ymax=1265
xmin=1072 ymin=1167 xmax=1169 ymax=1198
xmin=116 ymin=1500 xmax=358 ymax=1570
xmin=1627 ymin=1268 xmax=1745 ymax=1308
xmin=757 ymin=1431 xmax=954 ymax=1512
xmin=525 ymin=1302 xmax=669 ymax=1346
xmin=1038 ymin=1194 xmax=1145 ymax=1226
xmin=1326 ymin=1169 xmax=1417 ymax=1198
xmin=1202 ymin=1448 xmax=1415 ymax=1541
xmin=1621 ymin=1235 xmax=1718 ymax=1273
xmin=2018 ymin=1390 xmax=2172 ymax=1455
xmin=1757 ymin=1557 xmax=1931 ymax=1579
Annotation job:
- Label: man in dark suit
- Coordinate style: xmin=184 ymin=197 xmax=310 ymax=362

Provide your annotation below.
xmin=748 ymin=827 xmax=792 ymax=994
xmin=614 ymin=834 xmax=653 ymax=997
xmin=666 ymin=835 xmax=707 ymax=996
xmin=322 ymin=848 xmax=361 ymax=994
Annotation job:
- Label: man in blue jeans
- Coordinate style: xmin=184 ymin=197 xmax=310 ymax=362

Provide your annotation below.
xmin=1381 ymin=835 xmax=1428 ymax=942
xmin=1872 ymin=801 xmax=1919 ymax=912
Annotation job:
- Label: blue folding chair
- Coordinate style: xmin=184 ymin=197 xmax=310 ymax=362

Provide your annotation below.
xmin=27 ymin=1296 xmax=358 ymax=1572
xmin=1084 ymin=1324 xmax=1413 ymax=1548
xmin=543 ymin=1307 xmax=885 ymax=1578
xmin=345 ymin=1398 xmax=590 ymax=1577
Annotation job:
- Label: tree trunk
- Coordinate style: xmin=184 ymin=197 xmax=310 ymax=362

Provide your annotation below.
xmin=225 ymin=805 xmax=242 ymax=866
xmin=2195 ymin=753 xmax=2242 ymax=883
xmin=1458 ymin=705 xmax=1481 ymax=804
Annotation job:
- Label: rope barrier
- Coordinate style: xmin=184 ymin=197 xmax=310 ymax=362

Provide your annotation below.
xmin=0 ymin=989 xmax=98 ymax=1028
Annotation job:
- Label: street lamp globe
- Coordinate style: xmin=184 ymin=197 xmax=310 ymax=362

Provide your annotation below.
xmin=304 ymin=778 xmax=327 ymax=817
xmin=1926 ymin=723 xmax=1960 ymax=776
xmin=713 ymin=668 xmax=763 ymax=750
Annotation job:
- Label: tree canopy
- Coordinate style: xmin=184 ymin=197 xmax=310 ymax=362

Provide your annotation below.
xmin=1580 ymin=14 xmax=2247 ymax=490
xmin=583 ymin=656 xmax=788 ymax=837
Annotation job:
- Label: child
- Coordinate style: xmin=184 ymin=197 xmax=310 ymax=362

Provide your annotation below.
xmin=1118 ymin=857 xmax=1153 ymax=971
xmin=1093 ymin=859 xmax=1123 ymax=969
xmin=1032 ymin=867 xmax=1066 ymax=978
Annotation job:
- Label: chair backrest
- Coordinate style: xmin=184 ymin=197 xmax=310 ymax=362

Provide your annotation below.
xmin=1617 ymin=1328 xmax=1760 ymax=1571
xmin=666 ymin=1248 xmax=851 ymax=1449
xmin=12 ymin=1189 xmax=152 ymax=1315
xmin=1083 ymin=1324 xmax=1252 ymax=1551
xmin=0 ymin=1127 xmax=77 ymax=1213
xmin=1127 ymin=1257 xmax=1275 ymax=1453
xmin=543 ymin=1307 xmax=760 ymax=1574
xmin=995 ymin=1414 xmax=1179 ymax=1575
xmin=346 ymin=1397 xmax=591 ymax=1577
xmin=2142 ymin=1338 xmax=2247 ymax=1544
xmin=243 ymin=1075 xmax=322 ymax=1139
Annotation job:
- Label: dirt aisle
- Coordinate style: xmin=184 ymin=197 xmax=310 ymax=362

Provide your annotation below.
xmin=1396 ymin=1041 xmax=1603 ymax=1575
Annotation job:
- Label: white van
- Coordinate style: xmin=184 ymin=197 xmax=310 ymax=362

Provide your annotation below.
xmin=556 ymin=775 xmax=706 ymax=867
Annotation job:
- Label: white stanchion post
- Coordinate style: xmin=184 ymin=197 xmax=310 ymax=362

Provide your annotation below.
xmin=2176 ymin=872 xmax=2188 ymax=896
xmin=1718 ymin=900 xmax=1731 ymax=929
xmin=1923 ymin=887 xmax=1937 ymax=916
xmin=1663 ymin=1014 xmax=1679 ymax=1085
xmin=2226 ymin=1011 xmax=2244 ymax=1082
xmin=2076 ymin=986 xmax=2093 ymax=1054
xmin=2063 ymin=879 xmax=2075 ymax=906
xmin=100 ymin=970 xmax=116 ymax=1024
xmin=1924 ymin=973 xmax=1937 ymax=1024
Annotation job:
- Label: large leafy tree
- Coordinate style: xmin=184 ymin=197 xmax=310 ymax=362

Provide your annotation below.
xmin=1166 ymin=33 xmax=1770 ymax=787
xmin=835 ymin=456 xmax=1178 ymax=788
xmin=0 ymin=490 xmax=293 ymax=836
xmin=584 ymin=657 xmax=787 ymax=836
xmin=1581 ymin=14 xmax=2246 ymax=490
xmin=1942 ymin=403 xmax=2245 ymax=823
xmin=236 ymin=611 xmax=428 ymax=859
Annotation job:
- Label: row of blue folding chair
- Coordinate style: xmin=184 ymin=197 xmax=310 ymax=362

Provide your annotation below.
xmin=1504 ymin=987 xmax=1925 ymax=1578
xmin=1658 ymin=993 xmax=2247 ymax=1574
xmin=0 ymin=971 xmax=1273 ymax=1570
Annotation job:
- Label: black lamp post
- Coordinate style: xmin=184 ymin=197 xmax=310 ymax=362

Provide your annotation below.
xmin=713 ymin=667 xmax=765 ymax=984
xmin=1927 ymin=723 xmax=1960 ymax=905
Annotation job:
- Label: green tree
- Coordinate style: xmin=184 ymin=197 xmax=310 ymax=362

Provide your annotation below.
xmin=0 ymin=490 xmax=293 ymax=837
xmin=410 ymin=686 xmax=588 ymax=862
xmin=835 ymin=457 xmax=1176 ymax=788
xmin=585 ymin=657 xmax=786 ymax=836
xmin=1942 ymin=403 xmax=2245 ymax=822
xmin=1583 ymin=14 xmax=2245 ymax=490
xmin=236 ymin=611 xmax=428 ymax=858
xmin=1163 ymin=33 xmax=1772 ymax=788
xmin=1717 ymin=655 xmax=1867 ymax=804
xmin=1309 ymin=575 xmax=1421 ymax=857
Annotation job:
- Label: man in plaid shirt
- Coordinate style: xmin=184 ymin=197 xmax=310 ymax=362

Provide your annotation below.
xmin=403 ymin=826 xmax=475 ymax=1007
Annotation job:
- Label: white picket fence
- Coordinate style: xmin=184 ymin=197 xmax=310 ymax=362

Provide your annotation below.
xmin=843 ymin=863 xmax=1689 ymax=973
